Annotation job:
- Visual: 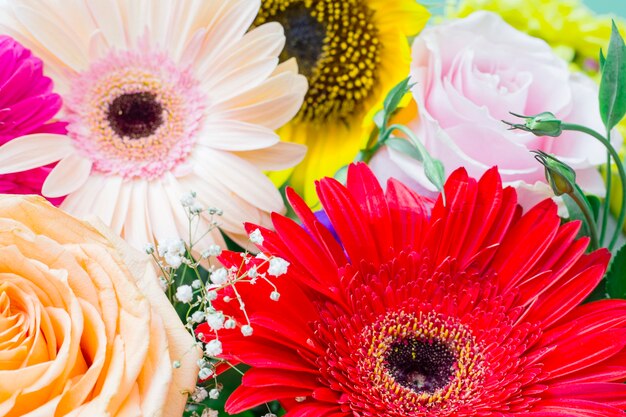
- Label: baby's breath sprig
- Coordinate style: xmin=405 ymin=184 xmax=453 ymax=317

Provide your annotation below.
xmin=147 ymin=192 xmax=290 ymax=416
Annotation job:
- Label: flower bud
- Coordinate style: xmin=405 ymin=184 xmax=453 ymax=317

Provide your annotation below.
xmin=504 ymin=112 xmax=563 ymax=137
xmin=532 ymin=151 xmax=576 ymax=196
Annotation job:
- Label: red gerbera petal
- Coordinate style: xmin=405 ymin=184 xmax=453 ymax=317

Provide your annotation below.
xmin=212 ymin=163 xmax=625 ymax=416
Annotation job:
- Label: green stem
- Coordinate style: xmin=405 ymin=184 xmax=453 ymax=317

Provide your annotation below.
xmin=601 ymin=151 xmax=612 ymax=245
xmin=570 ymin=189 xmax=601 ymax=251
xmin=562 ymin=123 xmax=626 ymax=250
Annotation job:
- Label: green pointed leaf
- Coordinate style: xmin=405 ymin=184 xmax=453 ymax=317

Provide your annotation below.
xmin=386 ymin=137 xmax=424 ymax=161
xmin=599 ymin=49 xmax=606 ymax=72
xmin=373 ymin=109 xmax=386 ymax=129
xmin=383 ymin=77 xmax=411 ymax=115
xmin=599 ymin=21 xmax=626 ymax=132
xmin=562 ymin=194 xmax=593 ymax=240
xmin=587 ymin=194 xmax=601 ymax=221
xmin=607 ymin=243 xmax=626 ymax=299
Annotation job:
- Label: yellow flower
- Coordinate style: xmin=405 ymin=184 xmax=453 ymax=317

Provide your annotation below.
xmin=257 ymin=0 xmax=430 ymax=205
xmin=446 ymin=0 xmax=625 ymax=75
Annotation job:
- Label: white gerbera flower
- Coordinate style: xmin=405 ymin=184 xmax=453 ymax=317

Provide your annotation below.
xmin=0 ymin=0 xmax=307 ymax=250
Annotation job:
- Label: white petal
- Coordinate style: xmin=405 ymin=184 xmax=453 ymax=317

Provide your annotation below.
xmin=194 ymin=0 xmax=261 ymax=68
xmin=60 ymin=175 xmax=107 ymax=219
xmin=110 ymin=179 xmax=133 ymax=234
xmin=122 ymin=180 xmax=152 ymax=250
xmin=214 ymin=71 xmax=307 ymax=130
xmin=147 ymin=178 xmax=181 ymax=243
xmin=234 ymin=142 xmax=307 ymax=170
xmin=182 ymin=170 xmax=260 ymax=234
xmin=42 ymin=154 xmax=93 ymax=197
xmin=0 ymin=134 xmax=74 ymax=174
xmin=14 ymin=4 xmax=89 ymax=71
xmin=203 ymin=57 xmax=279 ymax=101
xmin=88 ymin=175 xmax=124 ymax=227
xmin=86 ymin=0 xmax=127 ymax=49
xmin=196 ymin=121 xmax=279 ymax=151
xmin=194 ymin=148 xmax=284 ymax=213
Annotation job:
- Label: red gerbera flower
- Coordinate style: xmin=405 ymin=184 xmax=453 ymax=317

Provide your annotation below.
xmin=199 ymin=163 xmax=626 ymax=416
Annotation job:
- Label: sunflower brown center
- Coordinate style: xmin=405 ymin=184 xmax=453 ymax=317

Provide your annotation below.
xmin=274 ymin=3 xmax=325 ymax=77
xmin=385 ymin=338 xmax=456 ymax=394
xmin=107 ymin=92 xmax=163 ymax=139
xmin=256 ymin=0 xmax=381 ymax=123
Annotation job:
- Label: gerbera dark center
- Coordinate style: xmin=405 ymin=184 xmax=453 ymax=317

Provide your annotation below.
xmin=107 ymin=92 xmax=163 ymax=139
xmin=385 ymin=338 xmax=456 ymax=394
xmin=256 ymin=0 xmax=381 ymax=122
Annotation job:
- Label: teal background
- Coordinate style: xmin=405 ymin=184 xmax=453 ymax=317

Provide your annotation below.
xmin=586 ymin=0 xmax=626 ymax=17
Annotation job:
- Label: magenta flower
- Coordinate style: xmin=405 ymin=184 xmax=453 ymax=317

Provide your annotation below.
xmin=0 ymin=35 xmax=64 ymax=205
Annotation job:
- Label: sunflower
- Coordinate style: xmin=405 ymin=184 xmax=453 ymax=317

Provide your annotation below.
xmin=197 ymin=164 xmax=626 ymax=416
xmin=256 ymin=0 xmax=429 ymax=204
xmin=0 ymin=0 xmax=307 ymax=250
xmin=446 ymin=0 xmax=625 ymax=76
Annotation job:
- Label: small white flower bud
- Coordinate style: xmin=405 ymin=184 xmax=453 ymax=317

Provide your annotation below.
xmin=175 ymin=285 xmax=194 ymax=304
xmin=241 ymin=325 xmax=253 ymax=337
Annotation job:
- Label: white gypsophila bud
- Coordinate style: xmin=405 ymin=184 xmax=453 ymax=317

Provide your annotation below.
xmin=224 ymin=318 xmax=237 ymax=329
xmin=198 ymin=367 xmax=213 ymax=380
xmin=158 ymin=277 xmax=168 ymax=292
xmin=190 ymin=202 xmax=203 ymax=214
xmin=206 ymin=290 xmax=218 ymax=301
xmin=208 ymin=244 xmax=222 ymax=256
xmin=210 ymin=268 xmax=228 ymax=285
xmin=241 ymin=325 xmax=253 ymax=337
xmin=204 ymin=339 xmax=223 ymax=357
xmin=208 ymin=388 xmax=220 ymax=400
xmin=144 ymin=243 xmax=155 ymax=255
xmin=205 ymin=312 xmax=225 ymax=331
xmin=191 ymin=279 xmax=202 ymax=289
xmin=270 ymin=291 xmax=280 ymax=301
xmin=191 ymin=387 xmax=208 ymax=402
xmin=262 ymin=414 xmax=277 ymax=417
xmin=202 ymin=409 xmax=219 ymax=417
xmin=164 ymin=253 xmax=182 ymax=269
xmin=267 ymin=257 xmax=289 ymax=277
xmin=249 ymin=228 xmax=264 ymax=244
xmin=175 ymin=285 xmax=194 ymax=304
xmin=191 ymin=310 xmax=206 ymax=324
xmin=248 ymin=265 xmax=258 ymax=279
xmin=180 ymin=191 xmax=196 ymax=207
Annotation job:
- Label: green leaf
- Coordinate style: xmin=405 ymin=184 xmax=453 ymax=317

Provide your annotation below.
xmin=385 ymin=137 xmax=424 ymax=161
xmin=587 ymin=194 xmax=602 ymax=221
xmin=373 ymin=109 xmax=386 ymax=129
xmin=599 ymin=49 xmax=606 ymax=72
xmin=599 ymin=21 xmax=626 ymax=132
xmin=607 ymin=243 xmax=626 ymax=299
xmin=383 ymin=77 xmax=411 ymax=115
xmin=562 ymin=194 xmax=592 ymax=239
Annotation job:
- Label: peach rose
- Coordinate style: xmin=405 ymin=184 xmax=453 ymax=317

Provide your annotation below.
xmin=0 ymin=195 xmax=199 ymax=416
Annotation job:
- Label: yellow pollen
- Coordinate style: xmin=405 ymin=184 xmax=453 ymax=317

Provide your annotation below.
xmin=256 ymin=0 xmax=381 ymax=123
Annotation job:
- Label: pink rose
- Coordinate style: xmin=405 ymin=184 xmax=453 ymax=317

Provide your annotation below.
xmin=371 ymin=11 xmax=618 ymax=208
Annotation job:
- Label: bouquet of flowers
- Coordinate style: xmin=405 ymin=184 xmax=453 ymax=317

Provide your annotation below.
xmin=1 ymin=0 xmax=626 ymax=416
